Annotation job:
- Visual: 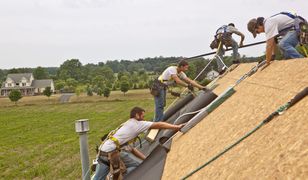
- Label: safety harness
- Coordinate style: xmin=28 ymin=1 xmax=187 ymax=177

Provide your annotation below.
xmin=97 ymin=122 xmax=142 ymax=180
xmin=273 ymin=12 xmax=308 ymax=46
xmin=210 ymin=25 xmax=233 ymax=49
xmin=150 ymin=67 xmax=185 ymax=98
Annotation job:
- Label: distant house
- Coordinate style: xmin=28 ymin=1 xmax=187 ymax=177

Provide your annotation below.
xmin=0 ymin=73 xmax=54 ymax=96
xmin=206 ymin=70 xmax=219 ymax=80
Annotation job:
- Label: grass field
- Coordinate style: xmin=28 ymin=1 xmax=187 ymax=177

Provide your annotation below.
xmin=0 ymin=89 xmax=176 ymax=179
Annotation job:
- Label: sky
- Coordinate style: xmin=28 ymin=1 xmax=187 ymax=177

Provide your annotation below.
xmin=0 ymin=0 xmax=307 ymax=69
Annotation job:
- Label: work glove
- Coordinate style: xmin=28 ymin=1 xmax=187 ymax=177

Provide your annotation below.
xmin=187 ymin=84 xmax=194 ymax=91
xmin=170 ymin=91 xmax=181 ymax=97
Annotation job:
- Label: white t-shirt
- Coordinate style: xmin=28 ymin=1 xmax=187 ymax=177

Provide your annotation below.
xmin=100 ymin=118 xmax=153 ymax=152
xmin=158 ymin=66 xmax=187 ymax=86
xmin=264 ymin=14 xmax=295 ymax=40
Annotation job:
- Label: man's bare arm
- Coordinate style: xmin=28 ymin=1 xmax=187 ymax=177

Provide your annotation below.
xmin=150 ymin=122 xmax=185 ymax=131
xmin=183 ymin=77 xmax=205 ymax=90
xmin=131 ymin=147 xmax=146 ymax=160
xmin=171 ymin=74 xmax=188 ymax=87
xmin=266 ymin=37 xmax=276 ymax=64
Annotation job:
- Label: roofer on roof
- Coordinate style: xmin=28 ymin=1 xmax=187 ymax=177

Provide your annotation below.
xmin=150 ymin=59 xmax=207 ymax=122
xmin=247 ymin=12 xmax=307 ymax=67
xmin=210 ymin=23 xmax=245 ymax=74
xmin=92 ymin=106 xmax=185 ymax=180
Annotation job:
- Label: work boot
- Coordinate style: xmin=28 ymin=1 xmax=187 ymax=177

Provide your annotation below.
xmin=219 ymin=66 xmax=227 ymax=75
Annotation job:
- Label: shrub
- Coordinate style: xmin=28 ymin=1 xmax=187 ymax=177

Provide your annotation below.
xmin=9 ymin=90 xmax=22 ymax=105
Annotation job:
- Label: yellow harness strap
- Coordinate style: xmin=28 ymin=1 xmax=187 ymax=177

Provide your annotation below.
xmin=106 ymin=122 xmax=138 ymax=151
xmin=109 ymin=136 xmax=121 ymax=150
xmin=301 ymin=45 xmax=308 ymax=57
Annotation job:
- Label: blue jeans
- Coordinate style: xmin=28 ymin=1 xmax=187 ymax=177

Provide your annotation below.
xmin=154 ymin=88 xmax=166 ymax=122
xmin=216 ymin=38 xmax=239 ymax=71
xmin=92 ymin=151 xmax=140 ymax=180
xmin=278 ymin=30 xmax=304 ymax=59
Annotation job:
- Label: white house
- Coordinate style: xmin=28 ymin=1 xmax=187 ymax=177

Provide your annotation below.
xmin=0 ymin=73 xmax=54 ymax=96
xmin=206 ymin=70 xmax=219 ymax=80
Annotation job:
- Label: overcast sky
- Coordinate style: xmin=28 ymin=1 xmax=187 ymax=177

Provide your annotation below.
xmin=0 ymin=0 xmax=307 ymax=69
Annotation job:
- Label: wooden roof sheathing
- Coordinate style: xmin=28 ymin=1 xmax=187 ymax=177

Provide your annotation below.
xmin=162 ymin=59 xmax=308 ymax=179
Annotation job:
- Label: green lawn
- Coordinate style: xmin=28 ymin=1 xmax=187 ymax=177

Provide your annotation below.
xmin=0 ymin=89 xmax=175 ymax=179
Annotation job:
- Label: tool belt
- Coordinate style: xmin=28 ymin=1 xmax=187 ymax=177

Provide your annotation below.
xmin=210 ymin=33 xmax=233 ymax=49
xmin=107 ymin=150 xmax=126 ymax=180
xmin=98 ymin=150 xmax=126 ymax=180
xmin=98 ymin=151 xmax=110 ymax=166
xmin=150 ymin=79 xmax=168 ymax=97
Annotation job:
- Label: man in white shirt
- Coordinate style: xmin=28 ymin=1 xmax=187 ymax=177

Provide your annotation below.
xmin=92 ymin=107 xmax=185 ymax=180
xmin=247 ymin=12 xmax=304 ymax=67
xmin=153 ymin=60 xmax=206 ymax=122
xmin=213 ymin=23 xmax=245 ymax=74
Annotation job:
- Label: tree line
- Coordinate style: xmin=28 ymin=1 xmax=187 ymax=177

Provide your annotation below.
xmin=0 ymin=55 xmax=265 ymax=96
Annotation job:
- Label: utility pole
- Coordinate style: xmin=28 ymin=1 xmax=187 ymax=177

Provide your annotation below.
xmin=75 ymin=119 xmax=91 ymax=180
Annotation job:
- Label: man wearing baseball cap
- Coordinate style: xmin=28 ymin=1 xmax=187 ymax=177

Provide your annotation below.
xmin=247 ymin=12 xmax=305 ymax=66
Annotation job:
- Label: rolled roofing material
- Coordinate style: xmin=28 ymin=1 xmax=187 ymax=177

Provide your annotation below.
xmin=163 ymin=93 xmax=195 ymax=121
xmin=159 ymin=89 xmax=218 ymax=144
xmin=140 ymin=90 xmax=217 ymax=156
xmin=145 ymin=93 xmax=194 ymax=144
xmin=125 ymin=145 xmax=168 ymax=180
xmin=183 ymin=87 xmax=234 ymax=132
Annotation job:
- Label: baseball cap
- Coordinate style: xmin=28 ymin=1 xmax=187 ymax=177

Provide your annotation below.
xmin=247 ymin=18 xmax=257 ymax=38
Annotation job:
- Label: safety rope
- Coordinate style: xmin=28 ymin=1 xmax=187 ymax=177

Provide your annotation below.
xmin=185 ymin=41 xmax=266 ymax=60
xmin=161 ymin=109 xmax=205 ymax=145
xmin=165 ymin=41 xmax=267 ymax=111
xmin=234 ymin=60 xmax=266 ymax=86
xmin=181 ymin=87 xmax=307 ymax=180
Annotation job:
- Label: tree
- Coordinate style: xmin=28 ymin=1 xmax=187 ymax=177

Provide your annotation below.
xmin=103 ymin=87 xmax=111 ymax=98
xmin=120 ymin=81 xmax=129 ymax=95
xmin=119 ymin=75 xmax=129 ymax=82
xmin=58 ymin=59 xmax=83 ymax=80
xmin=139 ymin=70 xmax=149 ymax=82
xmin=186 ymin=63 xmax=196 ymax=79
xmin=43 ymin=86 xmax=52 ymax=99
xmin=55 ymin=80 xmax=66 ymax=90
xmin=131 ymin=72 xmax=139 ymax=83
xmin=75 ymin=86 xmax=84 ymax=97
xmin=117 ymin=72 xmax=130 ymax=81
xmin=87 ymin=86 xmax=93 ymax=96
xmin=112 ymin=84 xmax=117 ymax=91
xmin=9 ymin=90 xmax=22 ymax=105
xmin=66 ymin=78 xmax=78 ymax=92
xmin=33 ymin=66 xmax=49 ymax=79
xmin=97 ymin=88 xmax=103 ymax=96
xmin=0 ymin=69 xmax=5 ymax=83
xmin=127 ymin=63 xmax=144 ymax=72
xmin=133 ymin=84 xmax=138 ymax=89
xmin=92 ymin=75 xmax=105 ymax=90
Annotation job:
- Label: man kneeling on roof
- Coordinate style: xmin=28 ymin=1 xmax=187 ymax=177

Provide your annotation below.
xmin=247 ymin=12 xmax=308 ymax=68
xmin=92 ymin=106 xmax=185 ymax=180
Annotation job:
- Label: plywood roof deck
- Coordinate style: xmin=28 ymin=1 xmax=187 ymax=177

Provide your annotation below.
xmin=162 ymin=59 xmax=308 ymax=179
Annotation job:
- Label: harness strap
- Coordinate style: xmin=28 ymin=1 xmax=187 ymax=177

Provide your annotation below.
xmin=109 ymin=136 xmax=121 ymax=150
xmin=270 ymin=12 xmax=307 ymax=34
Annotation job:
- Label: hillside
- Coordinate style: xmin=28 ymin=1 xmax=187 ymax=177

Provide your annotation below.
xmin=162 ymin=59 xmax=308 ymax=179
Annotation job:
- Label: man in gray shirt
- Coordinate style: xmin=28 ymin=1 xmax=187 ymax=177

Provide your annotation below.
xmin=211 ymin=23 xmax=245 ymax=74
